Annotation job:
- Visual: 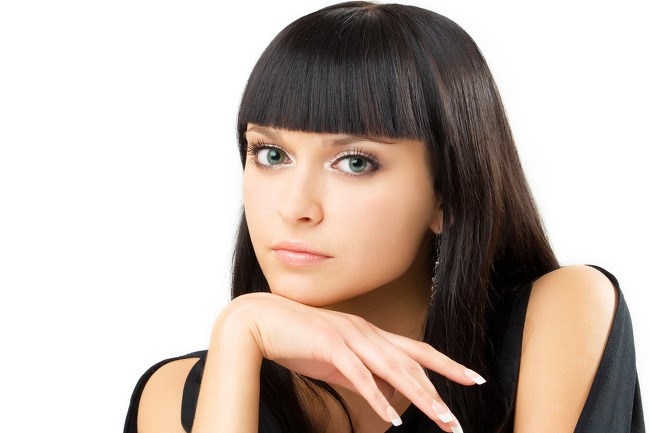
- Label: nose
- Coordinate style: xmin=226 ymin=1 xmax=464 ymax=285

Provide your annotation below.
xmin=277 ymin=165 xmax=324 ymax=226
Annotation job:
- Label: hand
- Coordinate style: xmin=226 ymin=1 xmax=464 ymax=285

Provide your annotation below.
xmin=231 ymin=292 xmax=484 ymax=432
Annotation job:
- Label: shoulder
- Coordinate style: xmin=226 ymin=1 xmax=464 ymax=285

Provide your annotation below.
xmin=514 ymin=264 xmax=619 ymax=433
xmin=526 ymin=264 xmax=618 ymax=325
xmin=136 ymin=356 xmax=202 ymax=433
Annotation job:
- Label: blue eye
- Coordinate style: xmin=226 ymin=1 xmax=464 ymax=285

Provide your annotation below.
xmin=257 ymin=147 xmax=288 ymax=166
xmin=246 ymin=142 xmax=291 ymax=168
xmin=332 ymin=146 xmax=381 ymax=176
xmin=333 ymin=157 xmax=370 ymax=174
xmin=245 ymin=141 xmax=381 ymax=176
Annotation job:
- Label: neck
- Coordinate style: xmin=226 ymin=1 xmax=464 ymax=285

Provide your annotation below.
xmin=304 ymin=233 xmax=434 ymax=432
xmin=321 ymin=272 xmax=431 ymax=342
xmin=320 ymin=231 xmax=434 ymax=342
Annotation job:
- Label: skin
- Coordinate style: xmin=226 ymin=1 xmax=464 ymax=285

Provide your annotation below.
xmin=242 ymin=122 xmax=444 ymax=431
xmin=242 ymin=122 xmax=442 ymax=321
xmin=136 ymin=125 xmax=619 ymax=433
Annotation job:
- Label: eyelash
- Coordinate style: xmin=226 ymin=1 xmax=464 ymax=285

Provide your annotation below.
xmin=245 ymin=139 xmax=382 ymax=177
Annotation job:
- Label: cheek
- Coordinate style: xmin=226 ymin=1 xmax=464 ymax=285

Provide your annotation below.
xmin=243 ymin=168 xmax=283 ymax=214
xmin=242 ymin=172 xmax=275 ymax=250
xmin=241 ymin=166 xmax=435 ymax=305
xmin=332 ymin=174 xmax=434 ymax=283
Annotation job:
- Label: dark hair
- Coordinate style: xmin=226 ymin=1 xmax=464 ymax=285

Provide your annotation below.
xmin=231 ymin=2 xmax=559 ymax=432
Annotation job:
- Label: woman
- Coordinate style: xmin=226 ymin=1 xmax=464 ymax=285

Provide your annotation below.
xmin=124 ymin=2 xmax=645 ymax=432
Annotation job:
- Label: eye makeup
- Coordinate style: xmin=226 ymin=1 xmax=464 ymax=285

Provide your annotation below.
xmin=328 ymin=145 xmax=382 ymax=177
xmin=246 ymin=141 xmax=289 ymax=167
xmin=245 ymin=139 xmax=382 ymax=177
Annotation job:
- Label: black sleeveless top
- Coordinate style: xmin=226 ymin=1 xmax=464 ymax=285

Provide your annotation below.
xmin=123 ymin=265 xmax=645 ymax=432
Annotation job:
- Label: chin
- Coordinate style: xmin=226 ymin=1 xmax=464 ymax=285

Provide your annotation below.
xmin=268 ymin=285 xmax=322 ymax=305
xmin=269 ymin=281 xmax=372 ymax=307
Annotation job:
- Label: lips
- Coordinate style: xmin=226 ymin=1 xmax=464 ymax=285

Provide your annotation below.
xmin=272 ymin=241 xmax=333 ymax=265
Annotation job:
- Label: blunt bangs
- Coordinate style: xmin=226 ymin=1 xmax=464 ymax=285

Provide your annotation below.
xmin=236 ymin=3 xmax=439 ymax=156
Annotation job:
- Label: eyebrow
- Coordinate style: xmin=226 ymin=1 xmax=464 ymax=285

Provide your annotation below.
xmin=245 ymin=126 xmax=396 ymax=146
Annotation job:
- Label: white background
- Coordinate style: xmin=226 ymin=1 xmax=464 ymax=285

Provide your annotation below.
xmin=0 ymin=1 xmax=647 ymax=431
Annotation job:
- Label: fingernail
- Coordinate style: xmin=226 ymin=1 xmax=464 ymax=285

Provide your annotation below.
xmin=464 ymin=368 xmax=486 ymax=385
xmin=451 ymin=424 xmax=464 ymax=433
xmin=431 ymin=399 xmax=453 ymax=423
xmin=386 ymin=405 xmax=402 ymax=426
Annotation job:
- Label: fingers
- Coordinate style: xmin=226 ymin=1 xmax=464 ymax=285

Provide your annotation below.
xmin=329 ymin=343 xmax=404 ymax=426
xmin=367 ymin=321 xmax=486 ymax=387
xmin=343 ymin=324 xmax=462 ymax=432
xmin=314 ymin=365 xmax=395 ymax=401
xmin=373 ymin=375 xmax=396 ymax=401
xmin=324 ymin=314 xmax=483 ymax=432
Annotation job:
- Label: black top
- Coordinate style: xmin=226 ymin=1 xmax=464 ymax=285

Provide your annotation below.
xmin=123 ymin=264 xmax=645 ymax=432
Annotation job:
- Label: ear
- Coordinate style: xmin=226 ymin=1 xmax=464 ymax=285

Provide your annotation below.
xmin=429 ymin=199 xmax=443 ymax=235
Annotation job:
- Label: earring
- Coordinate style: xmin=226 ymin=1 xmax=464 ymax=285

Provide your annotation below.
xmin=430 ymin=234 xmax=440 ymax=305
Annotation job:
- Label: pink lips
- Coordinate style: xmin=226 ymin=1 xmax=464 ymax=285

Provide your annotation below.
xmin=272 ymin=241 xmax=332 ymax=266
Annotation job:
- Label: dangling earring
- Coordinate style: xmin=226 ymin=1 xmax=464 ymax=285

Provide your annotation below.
xmin=430 ymin=234 xmax=440 ymax=305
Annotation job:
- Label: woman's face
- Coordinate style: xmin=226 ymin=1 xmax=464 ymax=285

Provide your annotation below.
xmin=243 ymin=122 xmax=443 ymax=307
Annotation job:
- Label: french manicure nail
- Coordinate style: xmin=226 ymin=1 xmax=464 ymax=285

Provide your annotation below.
xmin=431 ymin=399 xmax=453 ymax=423
xmin=464 ymin=368 xmax=486 ymax=385
xmin=451 ymin=424 xmax=464 ymax=433
xmin=386 ymin=405 xmax=402 ymax=426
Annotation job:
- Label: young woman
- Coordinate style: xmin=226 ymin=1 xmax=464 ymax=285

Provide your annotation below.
xmin=124 ymin=2 xmax=645 ymax=432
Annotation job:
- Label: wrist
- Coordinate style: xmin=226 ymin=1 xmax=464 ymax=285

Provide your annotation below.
xmin=211 ymin=295 xmax=264 ymax=360
xmin=194 ymin=295 xmax=264 ymax=433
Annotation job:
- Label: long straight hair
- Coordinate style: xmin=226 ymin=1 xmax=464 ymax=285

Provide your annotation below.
xmin=230 ymin=2 xmax=559 ymax=432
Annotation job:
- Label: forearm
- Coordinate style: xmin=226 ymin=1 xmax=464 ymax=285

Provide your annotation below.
xmin=192 ymin=304 xmax=263 ymax=433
